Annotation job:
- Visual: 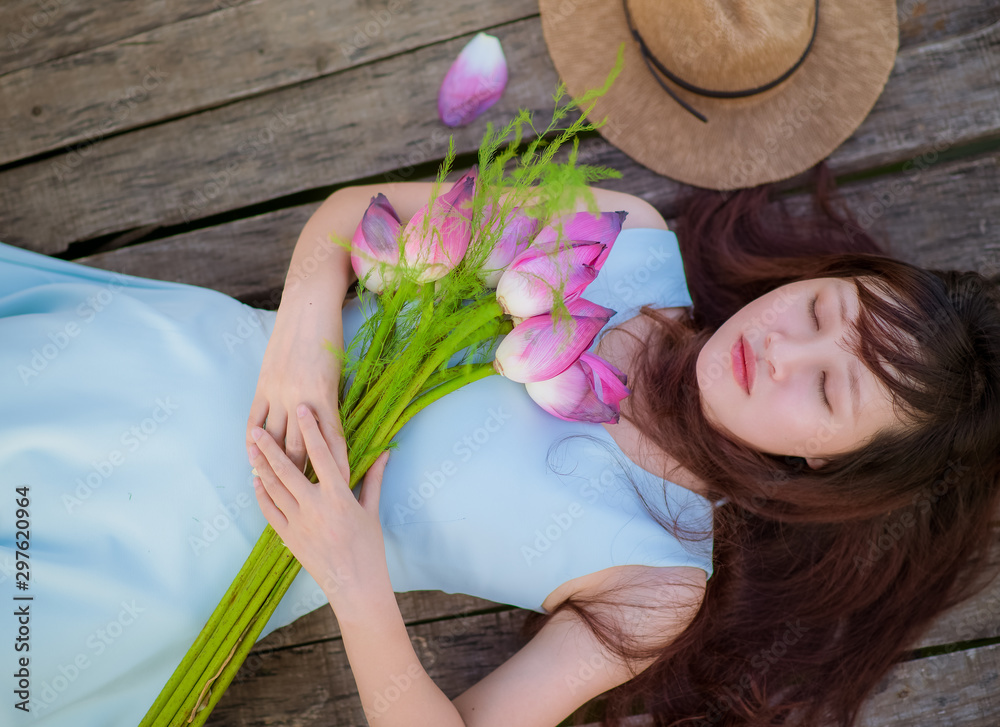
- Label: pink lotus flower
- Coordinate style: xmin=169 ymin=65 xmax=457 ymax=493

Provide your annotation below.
xmin=495 ymin=241 xmax=606 ymax=318
xmin=533 ymin=210 xmax=628 ymax=268
xmin=402 ymin=169 xmax=476 ymax=284
xmin=492 ymin=299 xmax=615 ymax=383
xmin=525 ymin=352 xmax=630 ymax=423
xmin=477 ymin=206 xmax=540 ymax=287
xmin=351 ymin=193 xmax=402 ymax=293
xmin=438 ymin=33 xmax=508 ymax=127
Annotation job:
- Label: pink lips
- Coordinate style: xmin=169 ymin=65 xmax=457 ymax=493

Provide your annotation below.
xmin=743 ymin=336 xmax=756 ymax=393
xmin=731 ymin=335 xmax=755 ymax=395
xmin=731 ymin=337 xmax=748 ymax=394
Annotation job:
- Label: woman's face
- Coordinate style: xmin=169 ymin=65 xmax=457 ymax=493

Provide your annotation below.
xmin=696 ymin=277 xmax=905 ymax=468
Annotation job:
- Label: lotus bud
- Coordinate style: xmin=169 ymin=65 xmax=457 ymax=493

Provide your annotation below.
xmin=492 ymin=299 xmax=614 ymax=383
xmin=533 ymin=210 xmax=628 ymax=269
xmin=495 ymin=241 xmax=606 ymax=318
xmin=525 ymin=353 xmax=630 ymax=423
xmin=438 ymin=33 xmax=508 ymax=127
xmin=477 ymin=206 xmax=540 ymax=288
xmin=351 ymin=193 xmax=402 ymax=293
xmin=402 ymin=169 xmax=476 ymax=284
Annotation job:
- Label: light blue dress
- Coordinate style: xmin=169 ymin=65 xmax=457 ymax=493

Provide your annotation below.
xmin=0 ymin=228 xmax=713 ymax=727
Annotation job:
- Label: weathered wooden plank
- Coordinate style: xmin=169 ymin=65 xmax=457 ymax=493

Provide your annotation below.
xmin=73 ymin=205 xmax=316 ymax=307
xmin=2 ymin=0 xmax=985 ymax=168
xmin=0 ymin=0 xmax=537 ymax=166
xmin=782 ymin=146 xmax=1000 ymax=276
xmin=252 ymin=589 xmax=511 ymax=653
xmin=0 ymin=1 xmax=253 ymax=78
xmin=575 ymin=645 xmax=1000 ymax=726
xmin=917 ymin=532 xmax=1000 ymax=648
xmin=857 ymin=643 xmax=1000 ymax=727
xmin=210 ymin=609 xmax=531 ymax=726
xmin=0 ymin=19 xmax=548 ymax=254
xmin=831 ymin=19 xmax=1000 ymax=175
xmin=71 ymin=143 xmax=1000 ymax=305
xmin=2 ymin=0 xmax=992 ymax=168
xmin=896 ymin=0 xmax=1000 ymax=48
xmin=213 ymin=611 xmax=1000 ymax=726
xmin=3 ymin=16 xmax=1000 ymax=255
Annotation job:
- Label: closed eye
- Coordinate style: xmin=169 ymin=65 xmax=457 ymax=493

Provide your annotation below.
xmin=810 ymin=295 xmax=831 ymax=411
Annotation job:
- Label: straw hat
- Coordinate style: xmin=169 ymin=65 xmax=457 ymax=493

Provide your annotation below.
xmin=539 ymin=0 xmax=898 ymax=190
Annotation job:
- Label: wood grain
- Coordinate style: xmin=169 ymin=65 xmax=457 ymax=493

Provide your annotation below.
xmin=5 ymin=0 xmax=988 ymax=166
xmin=856 ymin=643 xmax=1000 ymax=727
xmin=896 ymin=0 xmax=1000 ymax=47
xmin=0 ymin=1 xmax=254 ymax=77
xmin=210 ymin=609 xmax=531 ymax=726
xmin=72 ymin=144 xmax=1000 ymax=305
xmin=0 ymin=0 xmax=538 ymax=166
xmin=3 ymin=17 xmax=1000 ymax=255
xmin=572 ymin=645 xmax=1000 ymax=726
xmin=210 ymin=608 xmax=1000 ymax=727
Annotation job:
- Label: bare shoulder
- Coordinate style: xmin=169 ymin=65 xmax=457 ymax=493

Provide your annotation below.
xmin=579 ymin=188 xmax=668 ymax=231
xmin=542 ymin=563 xmax=706 ymax=615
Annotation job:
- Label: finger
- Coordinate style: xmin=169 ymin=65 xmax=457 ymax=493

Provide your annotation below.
xmin=250 ymin=429 xmax=306 ymax=510
xmin=247 ymin=396 xmax=269 ymax=450
xmin=319 ymin=410 xmax=351 ymax=484
xmin=267 ymin=412 xmax=289 ymax=456
xmin=284 ymin=421 xmax=307 ymax=474
xmin=358 ymin=450 xmax=390 ymax=511
xmin=296 ymin=404 xmax=345 ymax=487
xmin=253 ymin=476 xmax=289 ymax=530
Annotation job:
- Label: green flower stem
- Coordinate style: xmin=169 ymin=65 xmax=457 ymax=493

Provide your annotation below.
xmin=153 ymin=360 xmax=498 ymax=724
xmin=147 ymin=533 xmax=287 ymax=725
xmin=346 ymin=305 xmax=502 ymax=458
xmin=340 ymin=291 xmax=405 ymax=416
xmin=396 ymin=363 xmax=496 ymax=435
xmin=345 ymin=295 xmax=500 ymax=446
xmin=414 ymin=365 xmax=478 ymax=398
xmin=343 ymin=362 xmax=498 ymax=491
xmin=342 ymin=291 xmax=443 ymax=439
xmin=139 ymin=528 xmax=285 ymax=726
xmin=351 ymin=301 xmax=502 ymax=473
xmin=188 ymin=550 xmax=302 ymax=727
xmin=176 ymin=538 xmax=293 ymax=723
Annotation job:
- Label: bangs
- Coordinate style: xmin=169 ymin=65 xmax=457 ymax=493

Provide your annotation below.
xmin=838 ymin=273 xmax=961 ymax=427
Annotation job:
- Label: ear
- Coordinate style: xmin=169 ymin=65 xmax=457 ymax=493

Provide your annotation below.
xmin=805 ymin=456 xmax=829 ymax=470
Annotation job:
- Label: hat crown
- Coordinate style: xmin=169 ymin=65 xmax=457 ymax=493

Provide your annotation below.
xmin=629 ymin=0 xmax=816 ymax=92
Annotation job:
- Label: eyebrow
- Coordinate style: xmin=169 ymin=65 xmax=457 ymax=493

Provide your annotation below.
xmin=838 ymin=288 xmax=862 ymax=426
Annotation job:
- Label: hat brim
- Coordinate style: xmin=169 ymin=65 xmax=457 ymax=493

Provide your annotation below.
xmin=539 ymin=0 xmax=899 ymax=190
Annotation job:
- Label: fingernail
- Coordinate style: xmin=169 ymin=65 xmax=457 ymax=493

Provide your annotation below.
xmin=248 ymin=444 xmax=260 ymax=459
xmin=251 ymin=426 xmax=264 ymax=441
xmin=297 ymin=404 xmax=309 ymax=418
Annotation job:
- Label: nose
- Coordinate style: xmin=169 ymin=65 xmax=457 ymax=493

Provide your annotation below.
xmin=764 ymin=330 xmax=828 ymax=380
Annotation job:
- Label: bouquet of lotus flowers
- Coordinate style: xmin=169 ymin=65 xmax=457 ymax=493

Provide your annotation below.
xmin=141 ymin=79 xmax=628 ymax=726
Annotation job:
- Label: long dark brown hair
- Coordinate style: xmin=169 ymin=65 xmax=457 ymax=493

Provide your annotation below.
xmin=520 ymin=163 xmax=1000 ymax=726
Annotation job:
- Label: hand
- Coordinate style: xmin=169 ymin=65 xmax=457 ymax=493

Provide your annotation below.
xmin=246 ymin=302 xmax=350 ymax=480
xmin=249 ymin=403 xmax=393 ymax=613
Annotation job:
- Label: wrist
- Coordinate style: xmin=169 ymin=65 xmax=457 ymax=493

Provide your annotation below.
xmin=328 ymin=574 xmax=398 ymax=628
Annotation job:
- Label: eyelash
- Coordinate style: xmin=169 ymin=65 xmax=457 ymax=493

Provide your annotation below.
xmin=810 ymin=295 xmax=831 ymax=410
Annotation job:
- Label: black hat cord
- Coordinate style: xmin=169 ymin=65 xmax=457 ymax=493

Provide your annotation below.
xmin=622 ymin=0 xmax=820 ymax=123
